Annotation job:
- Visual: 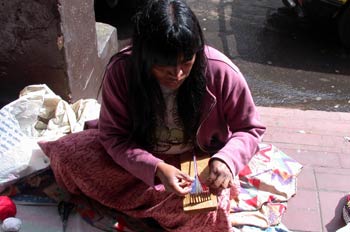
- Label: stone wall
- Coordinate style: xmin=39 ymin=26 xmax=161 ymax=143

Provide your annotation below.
xmin=0 ymin=0 xmax=118 ymax=107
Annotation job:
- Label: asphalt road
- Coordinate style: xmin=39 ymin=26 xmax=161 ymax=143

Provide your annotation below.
xmin=186 ymin=0 xmax=350 ymax=112
xmin=98 ymin=0 xmax=350 ymax=112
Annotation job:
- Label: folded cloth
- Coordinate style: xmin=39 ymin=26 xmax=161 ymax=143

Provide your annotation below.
xmin=230 ymin=144 xmax=302 ymax=228
xmin=343 ymin=194 xmax=350 ymax=224
xmin=335 ymin=194 xmax=350 ymax=232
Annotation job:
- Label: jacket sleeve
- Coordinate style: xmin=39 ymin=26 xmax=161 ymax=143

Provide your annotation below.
xmin=210 ymin=64 xmax=266 ymax=176
xmin=98 ymin=57 xmax=163 ymax=187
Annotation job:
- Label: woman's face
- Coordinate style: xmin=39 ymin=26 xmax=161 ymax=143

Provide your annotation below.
xmin=151 ymin=54 xmax=196 ymax=90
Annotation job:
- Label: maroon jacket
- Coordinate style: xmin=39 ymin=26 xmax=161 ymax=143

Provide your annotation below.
xmin=98 ymin=46 xmax=266 ymax=186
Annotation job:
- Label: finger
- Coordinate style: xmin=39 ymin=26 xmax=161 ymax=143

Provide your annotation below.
xmin=208 ymin=169 xmax=218 ymax=181
xmin=173 ymin=182 xmax=192 ymax=196
xmin=222 ymin=177 xmax=230 ymax=189
xmin=178 ymin=172 xmax=194 ymax=183
xmin=206 ymin=176 xmax=213 ymax=186
xmin=179 ymin=180 xmax=192 ymax=188
xmin=207 ymin=169 xmax=219 ymax=185
xmin=213 ymin=175 xmax=225 ymax=188
xmin=228 ymin=178 xmax=234 ymax=188
xmin=210 ymin=187 xmax=223 ymax=196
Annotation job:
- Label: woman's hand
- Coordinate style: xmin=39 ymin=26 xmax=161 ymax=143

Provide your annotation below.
xmin=207 ymin=158 xmax=234 ymax=195
xmin=156 ymin=162 xmax=194 ymax=196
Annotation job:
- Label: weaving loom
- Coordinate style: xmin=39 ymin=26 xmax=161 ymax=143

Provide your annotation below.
xmin=180 ymin=153 xmax=218 ymax=213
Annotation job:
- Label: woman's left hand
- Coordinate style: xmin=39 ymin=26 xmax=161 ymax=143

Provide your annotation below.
xmin=206 ymin=159 xmax=234 ymax=195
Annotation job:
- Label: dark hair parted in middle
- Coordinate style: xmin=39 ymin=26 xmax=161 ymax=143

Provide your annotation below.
xmin=128 ymin=0 xmax=207 ymax=150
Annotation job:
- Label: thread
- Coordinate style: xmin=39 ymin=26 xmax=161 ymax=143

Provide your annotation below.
xmin=190 ymin=155 xmax=209 ymax=195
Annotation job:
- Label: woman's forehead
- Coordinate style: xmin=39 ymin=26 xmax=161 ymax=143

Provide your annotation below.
xmin=153 ymin=51 xmax=194 ymax=66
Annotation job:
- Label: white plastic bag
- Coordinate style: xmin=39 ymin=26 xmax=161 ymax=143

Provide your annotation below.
xmin=0 ymin=84 xmax=100 ymax=192
xmin=0 ymin=98 xmax=49 ymax=192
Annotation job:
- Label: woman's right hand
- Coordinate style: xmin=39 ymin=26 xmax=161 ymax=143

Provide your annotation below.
xmin=156 ymin=162 xmax=194 ymax=196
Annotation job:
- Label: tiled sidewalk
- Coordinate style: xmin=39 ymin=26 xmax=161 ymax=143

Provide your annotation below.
xmin=258 ymin=107 xmax=350 ymax=232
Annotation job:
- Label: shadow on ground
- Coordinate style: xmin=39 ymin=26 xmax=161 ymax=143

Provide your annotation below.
xmin=217 ymin=0 xmax=350 ymax=75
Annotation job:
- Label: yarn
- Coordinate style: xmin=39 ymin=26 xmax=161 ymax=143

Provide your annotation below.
xmin=0 ymin=196 xmax=16 ymax=221
xmin=1 ymin=217 xmax=22 ymax=232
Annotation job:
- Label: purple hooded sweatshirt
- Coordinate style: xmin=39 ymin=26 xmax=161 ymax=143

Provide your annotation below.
xmin=98 ymin=45 xmax=266 ymax=187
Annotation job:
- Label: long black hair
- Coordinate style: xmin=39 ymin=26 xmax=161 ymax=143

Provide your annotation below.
xmin=129 ymin=0 xmax=207 ymax=150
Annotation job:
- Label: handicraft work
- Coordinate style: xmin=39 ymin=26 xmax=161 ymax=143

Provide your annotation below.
xmin=180 ymin=153 xmax=218 ymax=213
